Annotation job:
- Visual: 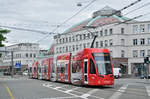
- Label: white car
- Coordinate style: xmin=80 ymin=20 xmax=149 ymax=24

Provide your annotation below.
xmin=23 ymin=71 xmax=28 ymax=76
xmin=113 ymin=68 xmax=122 ymax=79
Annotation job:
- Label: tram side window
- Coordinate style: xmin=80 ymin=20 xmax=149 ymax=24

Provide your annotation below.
xmin=52 ymin=64 xmax=55 ymax=73
xmin=65 ymin=64 xmax=68 ymax=73
xmin=61 ymin=67 xmax=65 ymax=73
xmin=58 ymin=64 xmax=61 ymax=73
xmin=90 ymin=59 xmax=96 ymax=74
xmin=44 ymin=66 xmax=46 ymax=73
xmin=46 ymin=66 xmax=48 ymax=73
xmin=72 ymin=60 xmax=82 ymax=73
xmin=39 ymin=67 xmax=41 ymax=73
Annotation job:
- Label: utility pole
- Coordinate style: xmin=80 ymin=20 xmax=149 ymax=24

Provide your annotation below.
xmin=11 ymin=51 xmax=14 ymax=78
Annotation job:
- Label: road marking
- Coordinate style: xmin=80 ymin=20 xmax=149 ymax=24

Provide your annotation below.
xmin=41 ymin=96 xmax=77 ymax=99
xmin=42 ymin=83 xmax=103 ymax=99
xmin=80 ymin=89 xmax=102 ymax=99
xmin=65 ymin=87 xmax=80 ymax=93
xmin=3 ymin=84 xmax=14 ymax=99
xmin=109 ymin=84 xmax=128 ymax=99
xmin=53 ymin=87 xmax=61 ymax=90
xmin=146 ymin=86 xmax=150 ymax=96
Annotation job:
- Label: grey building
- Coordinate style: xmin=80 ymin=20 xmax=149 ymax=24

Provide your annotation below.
xmin=53 ymin=6 xmax=150 ymax=77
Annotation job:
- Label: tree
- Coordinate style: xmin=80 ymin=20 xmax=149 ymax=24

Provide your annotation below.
xmin=0 ymin=28 xmax=10 ymax=47
xmin=0 ymin=28 xmax=10 ymax=57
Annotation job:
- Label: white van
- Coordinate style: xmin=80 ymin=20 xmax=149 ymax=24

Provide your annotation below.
xmin=113 ymin=68 xmax=122 ymax=78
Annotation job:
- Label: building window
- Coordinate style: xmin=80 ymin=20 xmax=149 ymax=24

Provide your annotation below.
xmin=87 ymin=43 xmax=90 ymax=48
xmin=148 ymin=24 xmax=150 ymax=32
xmin=80 ymin=35 xmax=82 ymax=40
xmin=83 ymin=43 xmax=86 ymax=48
xmin=26 ymin=53 xmax=28 ymax=58
xmin=109 ymin=39 xmax=113 ymax=46
xmin=72 ymin=36 xmax=75 ymax=42
xmin=133 ymin=39 xmax=137 ymax=45
xmin=96 ymin=42 xmax=98 ymax=48
xmin=133 ymin=25 xmax=138 ymax=33
xmin=121 ymin=50 xmax=125 ymax=57
xmin=121 ymin=28 xmax=124 ymax=34
xmin=72 ymin=45 xmax=75 ymax=51
xmin=66 ymin=38 xmax=68 ymax=43
xmin=148 ymin=38 xmax=150 ymax=45
xmin=76 ymin=45 xmax=78 ymax=50
xmin=100 ymin=41 xmax=103 ymax=47
xmin=87 ymin=33 xmax=90 ymax=39
xmin=83 ymin=34 xmax=86 ymax=39
xmin=66 ymin=46 xmax=68 ymax=52
xmin=69 ymin=46 xmax=71 ymax=51
xmin=133 ymin=50 xmax=138 ymax=57
xmin=60 ymin=47 xmax=62 ymax=53
xmin=69 ymin=37 xmax=71 ymax=42
xmin=34 ymin=54 xmax=36 ymax=58
xmin=105 ymin=40 xmax=108 ymax=47
xmin=63 ymin=47 xmax=65 ymax=52
xmin=140 ymin=24 xmax=145 ymax=33
xmin=59 ymin=39 xmax=62 ymax=44
xmin=140 ymin=50 xmax=145 ymax=57
xmin=76 ymin=35 xmax=78 ymax=41
xmin=147 ymin=50 xmax=150 ymax=56
xmin=140 ymin=38 xmax=145 ymax=45
xmin=100 ymin=30 xmax=103 ymax=36
xmin=109 ymin=28 xmax=113 ymax=35
xmin=63 ymin=38 xmax=65 ymax=43
xmin=104 ymin=29 xmax=107 ymax=36
xmin=121 ymin=39 xmax=125 ymax=45
xmin=79 ymin=44 xmax=82 ymax=49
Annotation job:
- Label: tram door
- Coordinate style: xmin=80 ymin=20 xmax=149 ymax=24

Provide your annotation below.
xmin=84 ymin=59 xmax=88 ymax=84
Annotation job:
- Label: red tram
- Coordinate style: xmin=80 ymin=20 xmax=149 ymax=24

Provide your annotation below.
xmin=30 ymin=48 xmax=114 ymax=86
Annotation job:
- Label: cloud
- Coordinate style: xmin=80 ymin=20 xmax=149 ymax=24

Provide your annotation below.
xmin=0 ymin=0 xmax=150 ymax=49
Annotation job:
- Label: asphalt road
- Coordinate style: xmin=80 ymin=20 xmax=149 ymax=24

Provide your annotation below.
xmin=0 ymin=76 xmax=150 ymax=99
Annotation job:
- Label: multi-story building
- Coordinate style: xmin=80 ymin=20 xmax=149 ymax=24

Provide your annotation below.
xmin=53 ymin=6 xmax=150 ymax=77
xmin=1 ymin=43 xmax=39 ymax=72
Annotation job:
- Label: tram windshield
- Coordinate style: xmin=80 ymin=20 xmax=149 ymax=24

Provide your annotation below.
xmin=92 ymin=53 xmax=112 ymax=75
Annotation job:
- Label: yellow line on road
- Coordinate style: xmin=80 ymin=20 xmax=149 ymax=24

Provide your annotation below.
xmin=3 ymin=84 xmax=14 ymax=99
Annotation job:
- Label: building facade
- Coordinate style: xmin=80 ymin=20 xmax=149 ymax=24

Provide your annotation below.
xmin=53 ymin=6 xmax=150 ymax=77
xmin=1 ymin=43 xmax=40 ymax=72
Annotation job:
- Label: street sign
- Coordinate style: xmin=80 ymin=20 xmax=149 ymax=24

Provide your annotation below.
xmin=15 ymin=63 xmax=21 ymax=68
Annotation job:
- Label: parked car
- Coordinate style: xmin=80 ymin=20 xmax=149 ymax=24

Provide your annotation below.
xmin=23 ymin=70 xmax=28 ymax=76
xmin=3 ymin=72 xmax=11 ymax=76
xmin=113 ymin=68 xmax=122 ymax=79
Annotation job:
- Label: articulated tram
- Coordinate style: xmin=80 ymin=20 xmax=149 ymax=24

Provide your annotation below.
xmin=30 ymin=48 xmax=114 ymax=86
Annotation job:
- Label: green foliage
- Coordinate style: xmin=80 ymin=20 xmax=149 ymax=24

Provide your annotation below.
xmin=0 ymin=28 xmax=10 ymax=47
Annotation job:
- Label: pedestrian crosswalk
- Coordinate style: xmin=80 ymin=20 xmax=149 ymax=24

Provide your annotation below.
xmin=42 ymin=82 xmax=150 ymax=99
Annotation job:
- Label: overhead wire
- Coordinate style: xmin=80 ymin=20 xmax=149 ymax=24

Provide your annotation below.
xmin=0 ymin=25 xmax=54 ymax=35
xmin=35 ymin=0 xmax=97 ymax=43
xmin=124 ymin=2 xmax=150 ymax=16
xmin=107 ymin=0 xmax=142 ymax=17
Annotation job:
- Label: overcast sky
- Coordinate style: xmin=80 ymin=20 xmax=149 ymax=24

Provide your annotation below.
xmin=0 ymin=0 xmax=150 ymax=49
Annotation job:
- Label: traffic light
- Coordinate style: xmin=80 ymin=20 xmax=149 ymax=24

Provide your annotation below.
xmin=144 ymin=57 xmax=149 ymax=64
